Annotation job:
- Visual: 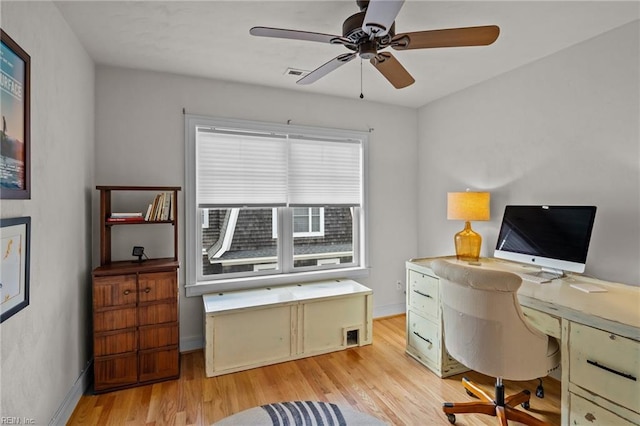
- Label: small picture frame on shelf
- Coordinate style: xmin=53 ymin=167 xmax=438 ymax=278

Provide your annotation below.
xmin=1 ymin=216 xmax=30 ymax=322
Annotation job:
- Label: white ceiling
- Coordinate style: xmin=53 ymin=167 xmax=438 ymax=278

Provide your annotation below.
xmin=54 ymin=1 xmax=639 ymax=108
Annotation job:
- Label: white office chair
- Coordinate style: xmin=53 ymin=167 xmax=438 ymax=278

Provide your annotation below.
xmin=431 ymin=259 xmax=560 ymax=426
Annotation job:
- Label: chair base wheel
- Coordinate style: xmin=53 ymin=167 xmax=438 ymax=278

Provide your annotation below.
xmin=521 ymin=401 xmax=530 ymax=410
xmin=446 ymin=413 xmax=456 ymax=424
xmin=466 ymin=389 xmax=475 ymax=397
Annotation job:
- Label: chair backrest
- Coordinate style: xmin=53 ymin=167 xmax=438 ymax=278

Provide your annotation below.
xmin=431 ymin=259 xmax=549 ymax=381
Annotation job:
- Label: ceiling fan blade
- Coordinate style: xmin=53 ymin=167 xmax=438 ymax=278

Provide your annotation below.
xmin=250 ymin=26 xmax=351 ymax=46
xmin=370 ymin=52 xmax=415 ymax=89
xmin=362 ymin=0 xmax=405 ymax=37
xmin=297 ymin=53 xmax=357 ymax=85
xmin=392 ymin=25 xmax=500 ymax=50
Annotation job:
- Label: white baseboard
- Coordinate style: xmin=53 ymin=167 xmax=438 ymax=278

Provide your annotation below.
xmin=373 ymin=303 xmax=405 ymax=319
xmin=180 ymin=335 xmax=204 ymax=352
xmin=50 ymin=359 xmax=92 ymax=425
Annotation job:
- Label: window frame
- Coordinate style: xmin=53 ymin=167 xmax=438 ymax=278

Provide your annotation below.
xmin=184 ymin=115 xmax=369 ymax=296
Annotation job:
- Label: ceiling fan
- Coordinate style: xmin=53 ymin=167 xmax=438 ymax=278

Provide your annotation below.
xmin=250 ymin=0 xmax=499 ymax=89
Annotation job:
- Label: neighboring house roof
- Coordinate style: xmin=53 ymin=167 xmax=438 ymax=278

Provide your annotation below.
xmin=202 ymin=207 xmax=353 ymax=266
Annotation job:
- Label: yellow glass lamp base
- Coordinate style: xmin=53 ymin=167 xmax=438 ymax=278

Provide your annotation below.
xmin=454 ymin=221 xmax=482 ymax=262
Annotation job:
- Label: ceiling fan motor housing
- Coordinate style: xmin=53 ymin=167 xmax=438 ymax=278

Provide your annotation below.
xmin=343 ymin=10 xmax=395 ymax=57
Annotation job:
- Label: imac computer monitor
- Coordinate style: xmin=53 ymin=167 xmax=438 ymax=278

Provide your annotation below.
xmin=494 ymin=205 xmax=597 ymax=276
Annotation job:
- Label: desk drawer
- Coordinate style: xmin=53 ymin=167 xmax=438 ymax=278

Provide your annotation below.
xmin=570 ymin=322 xmax=640 ymax=413
xmin=569 ymin=393 xmax=635 ymax=426
xmin=521 ymin=306 xmax=561 ymax=338
xmin=408 ymin=270 xmax=439 ymax=320
xmin=407 ymin=310 xmax=440 ymax=365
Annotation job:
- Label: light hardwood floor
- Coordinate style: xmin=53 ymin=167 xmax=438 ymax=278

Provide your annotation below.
xmin=68 ymin=315 xmax=561 ymax=425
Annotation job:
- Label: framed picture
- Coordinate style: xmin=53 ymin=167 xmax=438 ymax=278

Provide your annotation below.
xmin=1 ymin=216 xmax=30 ymax=322
xmin=0 ymin=29 xmax=30 ymax=199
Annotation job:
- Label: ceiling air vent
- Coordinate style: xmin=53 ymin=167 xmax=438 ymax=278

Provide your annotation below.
xmin=284 ymin=67 xmax=309 ymax=77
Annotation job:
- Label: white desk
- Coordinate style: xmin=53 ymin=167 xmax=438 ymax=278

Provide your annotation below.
xmin=406 ymin=257 xmax=640 ymax=426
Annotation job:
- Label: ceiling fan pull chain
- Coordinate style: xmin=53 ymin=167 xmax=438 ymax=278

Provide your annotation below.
xmin=360 ymin=58 xmax=364 ymax=99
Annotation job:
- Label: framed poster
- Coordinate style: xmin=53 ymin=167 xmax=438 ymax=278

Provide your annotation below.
xmin=1 ymin=216 xmax=30 ymax=322
xmin=0 ymin=29 xmax=30 ymax=199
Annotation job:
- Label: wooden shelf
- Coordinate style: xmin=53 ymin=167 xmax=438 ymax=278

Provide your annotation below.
xmin=97 ymin=186 xmax=180 ymax=265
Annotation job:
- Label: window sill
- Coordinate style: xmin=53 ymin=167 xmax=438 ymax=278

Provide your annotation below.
xmin=185 ymin=267 xmax=370 ymax=297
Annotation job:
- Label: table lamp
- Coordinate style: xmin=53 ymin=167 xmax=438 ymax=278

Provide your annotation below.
xmin=447 ymin=191 xmax=490 ymax=262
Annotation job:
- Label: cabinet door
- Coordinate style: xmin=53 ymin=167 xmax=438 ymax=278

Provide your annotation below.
xmin=138 ymin=271 xmax=177 ymax=303
xmin=139 ymin=323 xmax=179 ymax=350
xmin=211 ymin=305 xmax=293 ymax=372
xmin=303 ymin=296 xmax=366 ymax=354
xmin=94 ymin=330 xmax=137 ymax=356
xmin=94 ymin=353 xmax=138 ymax=391
xmin=139 ymin=347 xmax=179 ymax=382
xmin=93 ymin=275 xmax=137 ymax=309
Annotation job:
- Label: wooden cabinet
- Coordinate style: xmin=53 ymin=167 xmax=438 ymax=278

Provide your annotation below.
xmin=92 ymin=186 xmax=180 ymax=393
xmin=405 ymin=264 xmax=468 ymax=378
xmin=203 ymin=280 xmax=373 ymax=377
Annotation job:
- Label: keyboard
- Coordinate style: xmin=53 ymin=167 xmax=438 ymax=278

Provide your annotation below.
xmin=516 ymin=272 xmax=554 ymax=284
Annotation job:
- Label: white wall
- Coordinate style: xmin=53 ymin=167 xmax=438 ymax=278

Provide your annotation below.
xmin=417 ymin=21 xmax=640 ymax=286
xmin=0 ymin=1 xmax=94 ymax=423
xmin=94 ymin=67 xmax=419 ymax=349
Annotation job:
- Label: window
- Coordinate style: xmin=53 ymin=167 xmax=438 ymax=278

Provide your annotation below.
xmin=293 ymin=207 xmax=324 ymax=237
xmin=185 ymin=116 xmax=368 ymax=295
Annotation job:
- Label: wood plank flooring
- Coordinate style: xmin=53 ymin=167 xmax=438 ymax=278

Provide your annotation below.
xmin=68 ymin=315 xmax=561 ymax=425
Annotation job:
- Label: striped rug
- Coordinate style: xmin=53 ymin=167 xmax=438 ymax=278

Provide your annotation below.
xmin=213 ymin=400 xmax=387 ymax=425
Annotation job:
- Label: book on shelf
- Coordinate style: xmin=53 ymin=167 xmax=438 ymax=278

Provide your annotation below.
xmin=161 ymin=191 xmax=171 ymax=221
xmin=145 ymin=191 xmax=175 ymax=222
xmin=110 ymin=212 xmax=143 ymax=218
xmin=106 ymin=217 xmax=145 ymax=223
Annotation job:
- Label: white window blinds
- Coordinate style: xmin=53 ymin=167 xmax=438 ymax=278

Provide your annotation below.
xmin=288 ymin=137 xmax=362 ymax=206
xmin=197 ymin=129 xmax=288 ymax=207
xmin=196 ymin=127 xmax=362 ymax=208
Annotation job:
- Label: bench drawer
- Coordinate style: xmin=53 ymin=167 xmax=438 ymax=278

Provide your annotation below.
xmin=570 ymin=322 xmax=640 ymax=413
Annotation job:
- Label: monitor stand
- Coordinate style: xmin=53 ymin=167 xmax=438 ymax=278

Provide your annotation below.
xmin=534 ymin=267 xmax=564 ymax=280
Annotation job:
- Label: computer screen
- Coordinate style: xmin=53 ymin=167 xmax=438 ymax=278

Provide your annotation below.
xmin=494 ymin=205 xmax=597 ymax=274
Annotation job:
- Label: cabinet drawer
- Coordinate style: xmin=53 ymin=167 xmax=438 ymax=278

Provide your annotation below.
xmin=408 ymin=270 xmax=439 ymax=320
xmin=138 ymin=271 xmax=177 ymax=303
xmin=94 ymin=353 xmax=138 ymax=391
xmin=407 ymin=310 xmax=440 ymax=365
xmin=139 ymin=347 xmax=179 ymax=383
xmin=93 ymin=275 xmax=137 ymax=308
xmin=138 ymin=302 xmax=177 ymax=326
xmin=569 ymin=393 xmax=635 ymax=426
xmin=94 ymin=329 xmax=137 ymax=356
xmin=521 ymin=306 xmax=561 ymax=338
xmin=94 ymin=307 xmax=136 ymax=332
xmin=570 ymin=322 xmax=640 ymax=413
xmin=139 ymin=323 xmax=179 ymax=350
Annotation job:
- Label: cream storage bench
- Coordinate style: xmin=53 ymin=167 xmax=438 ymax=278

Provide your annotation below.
xmin=202 ymin=279 xmax=373 ymax=377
